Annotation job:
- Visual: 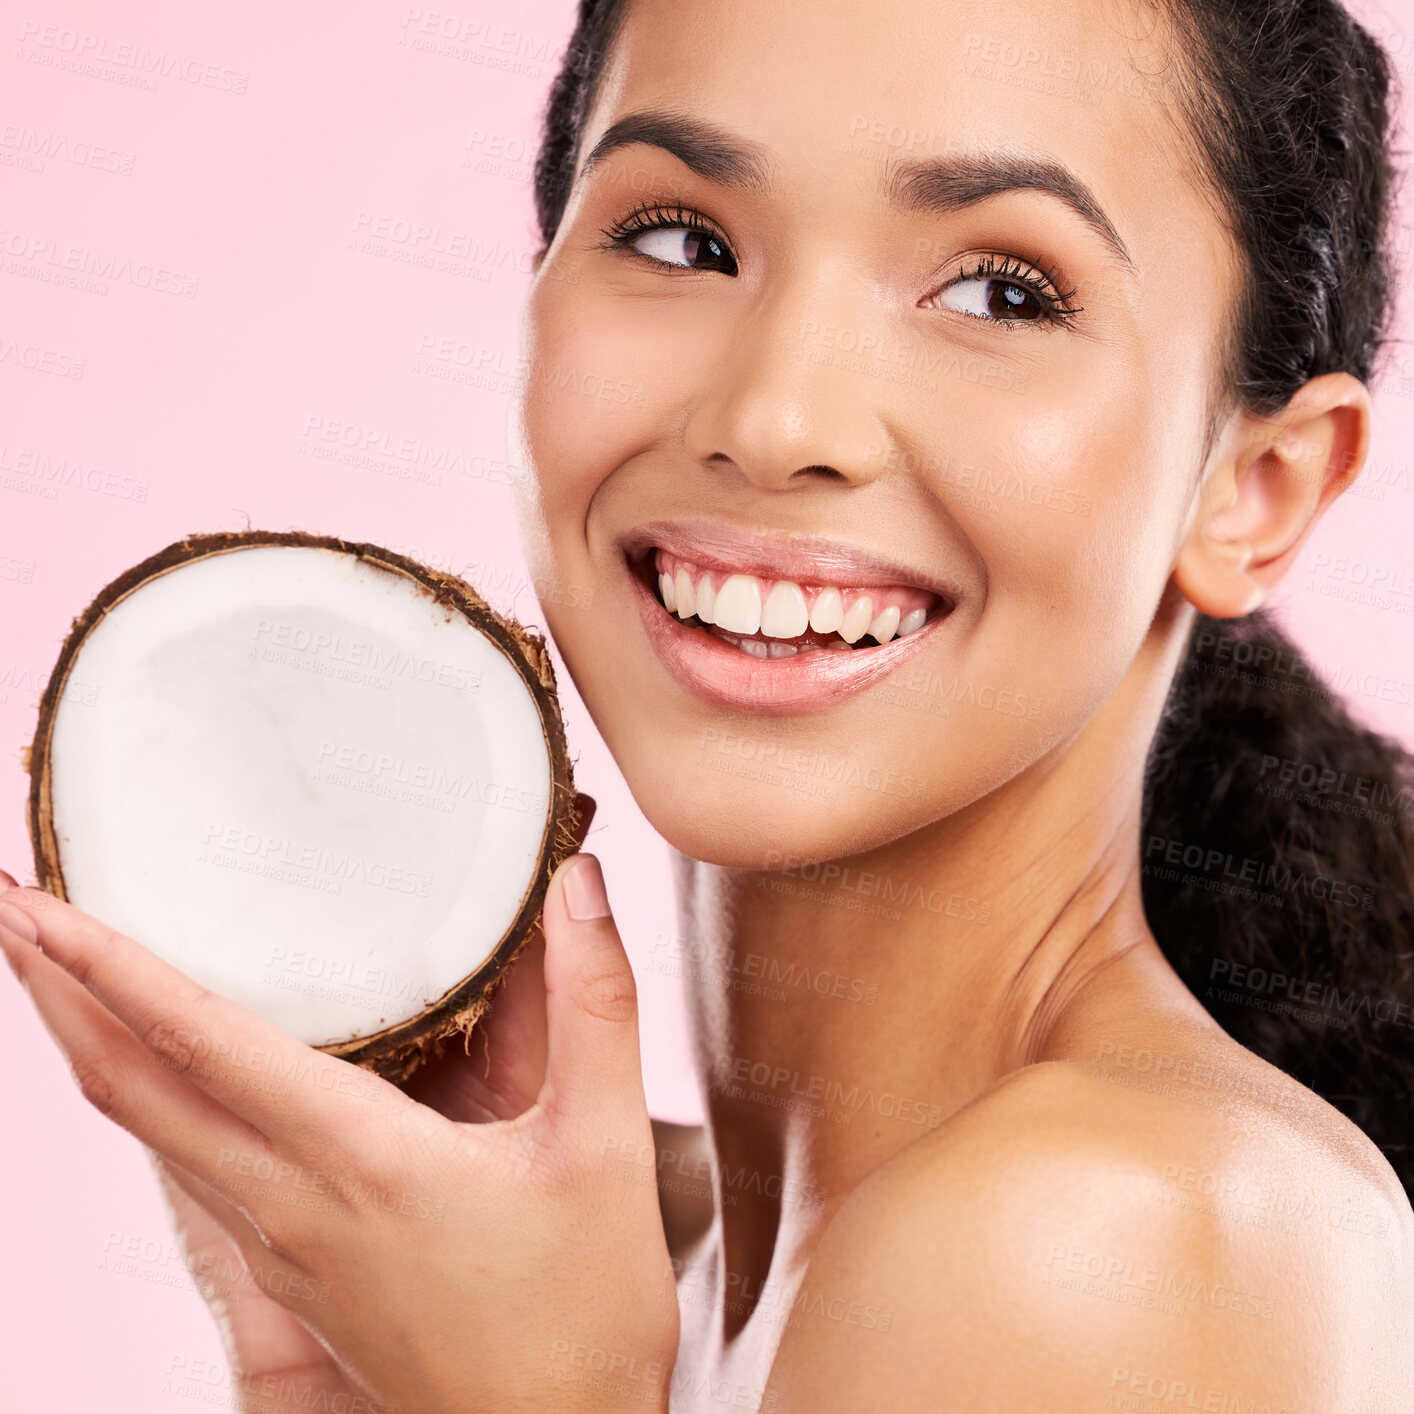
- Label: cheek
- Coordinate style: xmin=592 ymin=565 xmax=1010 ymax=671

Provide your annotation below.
xmin=516 ymin=284 xmax=628 ymax=562
xmin=1002 ymin=354 xmax=1180 ymax=597
xmin=517 ymin=276 xmax=717 ymax=532
xmin=928 ymin=357 xmax=1188 ymax=717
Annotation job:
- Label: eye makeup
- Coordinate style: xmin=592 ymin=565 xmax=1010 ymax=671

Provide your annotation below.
xmin=595 ymin=194 xmax=1084 ymax=329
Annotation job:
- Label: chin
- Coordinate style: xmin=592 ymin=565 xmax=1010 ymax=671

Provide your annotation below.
xmin=606 ymin=728 xmax=943 ymax=870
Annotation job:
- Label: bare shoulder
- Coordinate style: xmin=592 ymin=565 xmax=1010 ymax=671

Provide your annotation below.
xmin=763 ymin=1048 xmax=1414 ymax=1413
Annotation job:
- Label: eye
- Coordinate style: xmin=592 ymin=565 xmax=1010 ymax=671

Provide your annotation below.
xmin=934 ymin=275 xmax=1046 ymax=321
xmin=599 ymin=200 xmax=739 ymax=276
xmin=630 ymin=226 xmax=737 ymax=274
xmin=924 ymin=254 xmax=1081 ymax=328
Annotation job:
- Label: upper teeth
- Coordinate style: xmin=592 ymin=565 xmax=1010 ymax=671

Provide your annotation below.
xmin=714 ymin=573 xmax=762 ymax=634
xmin=673 ymin=566 xmax=696 ymax=619
xmin=762 ymin=580 xmax=808 ymax=637
xmin=809 ymin=586 xmax=844 ymax=634
xmin=651 ymin=548 xmax=941 ymax=645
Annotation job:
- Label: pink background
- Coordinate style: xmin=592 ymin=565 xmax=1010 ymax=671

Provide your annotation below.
xmin=2 ymin=0 xmax=1411 ymax=1403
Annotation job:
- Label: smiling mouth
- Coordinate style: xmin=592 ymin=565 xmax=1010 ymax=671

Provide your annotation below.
xmin=628 ymin=546 xmax=953 ymax=658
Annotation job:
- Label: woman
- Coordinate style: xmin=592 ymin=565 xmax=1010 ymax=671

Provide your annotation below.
xmin=2 ymin=0 xmax=1411 ymax=1407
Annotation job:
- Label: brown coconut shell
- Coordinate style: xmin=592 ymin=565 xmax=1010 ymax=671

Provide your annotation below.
xmin=25 ymin=529 xmax=582 ymax=1083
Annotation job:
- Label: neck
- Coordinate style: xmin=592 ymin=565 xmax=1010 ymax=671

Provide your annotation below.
xmin=668 ymin=602 xmax=1207 ymax=1333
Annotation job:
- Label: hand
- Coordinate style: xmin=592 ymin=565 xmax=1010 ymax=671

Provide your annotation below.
xmin=137 ymin=791 xmax=602 ymax=1414
xmin=0 ymin=820 xmax=680 ymax=1414
xmin=155 ymin=790 xmax=599 ymax=1409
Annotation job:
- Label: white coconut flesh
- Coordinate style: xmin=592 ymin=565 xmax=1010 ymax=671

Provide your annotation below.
xmin=42 ymin=544 xmax=555 ymax=1051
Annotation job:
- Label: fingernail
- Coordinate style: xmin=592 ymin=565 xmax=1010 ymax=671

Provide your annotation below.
xmin=0 ymin=901 xmax=38 ymax=946
xmin=562 ymin=854 xmax=611 ymax=921
xmin=0 ymin=868 xmax=18 ymax=890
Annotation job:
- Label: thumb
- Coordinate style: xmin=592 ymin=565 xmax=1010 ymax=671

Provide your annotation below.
xmin=537 ymin=852 xmax=647 ymax=1143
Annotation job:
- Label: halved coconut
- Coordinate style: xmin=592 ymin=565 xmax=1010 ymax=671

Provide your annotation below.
xmin=25 ymin=530 xmax=580 ymax=1081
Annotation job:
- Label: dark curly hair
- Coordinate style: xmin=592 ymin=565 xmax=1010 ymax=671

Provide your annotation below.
xmin=529 ymin=0 xmax=1414 ymax=1196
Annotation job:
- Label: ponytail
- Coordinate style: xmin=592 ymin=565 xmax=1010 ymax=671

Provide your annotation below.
xmin=1144 ymin=609 xmax=1414 ymax=1193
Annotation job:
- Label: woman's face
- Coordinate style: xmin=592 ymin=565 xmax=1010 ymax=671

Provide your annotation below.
xmin=512 ymin=0 xmax=1239 ymax=867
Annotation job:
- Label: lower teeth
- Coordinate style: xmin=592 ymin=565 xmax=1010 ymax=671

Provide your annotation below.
xmin=709 ymin=626 xmax=855 ymax=657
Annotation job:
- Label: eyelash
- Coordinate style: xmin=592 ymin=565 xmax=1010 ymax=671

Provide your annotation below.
xmin=595 ymin=200 xmax=1084 ymax=328
xmin=949 ymin=252 xmax=1083 ymax=328
xmin=598 ymin=199 xmax=734 ymax=268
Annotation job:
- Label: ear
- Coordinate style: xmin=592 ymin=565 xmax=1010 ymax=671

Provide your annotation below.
xmin=1172 ymin=371 xmax=1372 ymax=618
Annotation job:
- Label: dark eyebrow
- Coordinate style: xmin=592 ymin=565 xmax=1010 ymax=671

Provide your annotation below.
xmin=579 ymin=109 xmax=1133 ymax=271
xmin=884 ymin=151 xmax=1135 ymax=272
xmin=579 ymin=109 xmax=772 ymax=192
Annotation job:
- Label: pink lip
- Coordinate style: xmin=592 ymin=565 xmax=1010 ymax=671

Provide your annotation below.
xmin=626 ymin=555 xmax=952 ymax=714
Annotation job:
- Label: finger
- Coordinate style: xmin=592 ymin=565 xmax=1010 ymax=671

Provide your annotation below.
xmin=151 ymin=1154 xmax=340 ymax=1372
xmin=0 ymin=913 xmax=280 ymax=1208
xmin=0 ymin=885 xmax=409 ymax=1153
xmin=152 ymin=1149 xmax=267 ymax=1278
xmin=537 ymin=852 xmax=650 ymax=1146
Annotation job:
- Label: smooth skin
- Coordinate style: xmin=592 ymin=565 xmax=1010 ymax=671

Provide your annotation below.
xmin=4 ymin=0 xmax=1414 ymax=1409
xmin=512 ymin=0 xmax=1414 ymax=1407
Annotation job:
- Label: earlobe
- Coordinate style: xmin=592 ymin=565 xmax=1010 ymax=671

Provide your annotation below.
xmin=1171 ymin=371 xmax=1372 ymax=620
xmin=1172 ymin=523 xmax=1262 ymax=618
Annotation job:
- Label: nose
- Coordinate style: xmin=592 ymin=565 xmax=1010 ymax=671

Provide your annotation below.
xmin=682 ymin=267 xmax=894 ymax=493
